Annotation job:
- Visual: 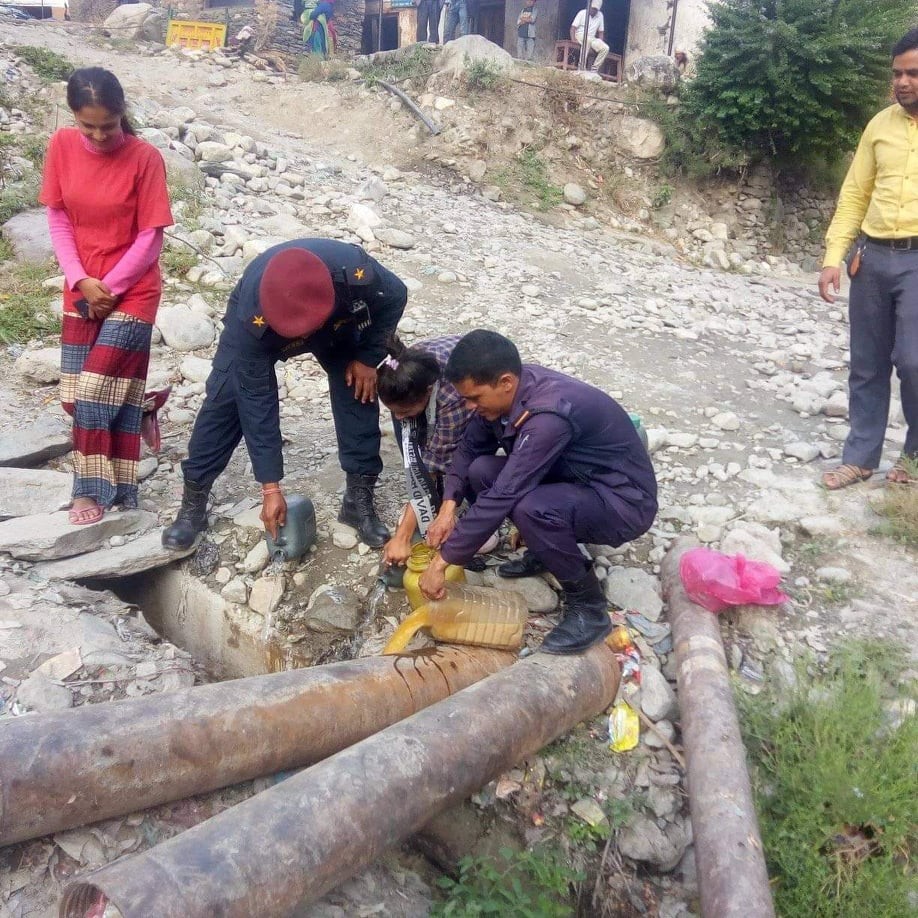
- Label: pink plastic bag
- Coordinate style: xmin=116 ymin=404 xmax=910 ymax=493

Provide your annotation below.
xmin=679 ymin=547 xmax=788 ymax=613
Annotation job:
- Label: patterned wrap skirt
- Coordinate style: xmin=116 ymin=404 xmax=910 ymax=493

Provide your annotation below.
xmin=59 ymin=312 xmax=153 ymax=509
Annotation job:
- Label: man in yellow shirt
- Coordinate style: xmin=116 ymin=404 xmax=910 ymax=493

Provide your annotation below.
xmin=819 ymin=28 xmax=918 ymax=489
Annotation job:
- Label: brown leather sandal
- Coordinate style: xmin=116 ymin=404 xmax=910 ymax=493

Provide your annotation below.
xmin=886 ymin=457 xmax=917 ymax=485
xmin=822 ymin=464 xmax=873 ymax=490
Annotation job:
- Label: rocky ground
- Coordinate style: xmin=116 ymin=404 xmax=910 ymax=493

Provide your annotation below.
xmin=0 ymin=17 xmax=915 ymax=918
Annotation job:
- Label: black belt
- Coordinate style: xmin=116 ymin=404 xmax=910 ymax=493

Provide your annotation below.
xmin=865 ymin=235 xmax=918 ymax=250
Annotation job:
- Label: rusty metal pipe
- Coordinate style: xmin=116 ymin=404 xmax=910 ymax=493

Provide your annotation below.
xmin=0 ymin=646 xmax=514 ymax=846
xmin=661 ymin=536 xmax=775 ymax=918
xmin=60 ymin=644 xmax=620 ymax=918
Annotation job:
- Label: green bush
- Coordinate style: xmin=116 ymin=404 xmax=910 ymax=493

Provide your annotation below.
xmin=432 ymin=847 xmax=582 ymax=917
xmin=359 ymin=45 xmax=435 ymax=89
xmin=680 ymin=0 xmax=915 ymax=169
xmin=739 ymin=641 xmax=917 ymax=917
xmin=15 ymin=46 xmax=74 ymax=83
xmin=465 ymin=57 xmax=506 ymax=92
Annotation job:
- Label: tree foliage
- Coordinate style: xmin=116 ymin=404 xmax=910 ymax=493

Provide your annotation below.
xmin=677 ymin=0 xmax=916 ymax=169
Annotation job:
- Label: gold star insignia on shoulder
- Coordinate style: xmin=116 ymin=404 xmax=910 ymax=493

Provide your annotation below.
xmin=252 ymin=315 xmax=266 ymax=327
xmin=353 ymin=268 xmax=365 ymax=280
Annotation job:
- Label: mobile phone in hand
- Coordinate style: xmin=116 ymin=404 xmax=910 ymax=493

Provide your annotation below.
xmin=74 ymin=299 xmax=90 ymax=319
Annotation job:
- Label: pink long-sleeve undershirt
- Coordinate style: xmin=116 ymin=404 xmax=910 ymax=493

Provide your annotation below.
xmin=46 ymin=207 xmax=164 ymax=298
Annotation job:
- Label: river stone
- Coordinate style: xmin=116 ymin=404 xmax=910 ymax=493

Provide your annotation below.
xmin=243 ymin=539 xmax=270 ymax=573
xmin=103 ymin=2 xmax=161 ymax=40
xmin=249 ymin=574 xmax=285 ymax=616
xmin=196 ymin=141 xmax=233 ymax=163
xmin=626 ymin=54 xmax=680 ymax=92
xmin=720 ymin=522 xmax=789 ymax=574
xmin=815 ymin=566 xmax=852 ymax=583
xmin=0 ymin=510 xmax=153 ymax=561
xmin=434 ymin=34 xmax=514 ymax=79
xmin=613 ymin=115 xmax=665 ymax=160
xmin=640 ymin=664 xmax=677 ymax=721
xmin=0 ymin=419 xmax=71 ymax=468
xmin=17 ymin=672 xmax=73 ymax=712
xmin=563 ymin=183 xmax=587 ymax=206
xmin=375 ymin=228 xmax=416 ymax=249
xmin=305 ymin=584 xmax=361 ymax=634
xmin=221 ymin=578 xmax=248 ymax=603
xmin=618 ymin=814 xmax=688 ymax=871
xmin=1 ymin=209 xmax=54 ymax=264
xmin=348 ymin=202 xmax=382 ymax=230
xmin=482 ymin=570 xmax=557 ymax=613
xmin=602 ymin=567 xmax=663 ymax=620
xmin=156 ymin=306 xmax=215 ymax=351
xmin=179 ymin=355 xmax=213 ymax=383
xmin=33 ymin=531 xmax=195 ymax=580
xmin=0 ymin=468 xmax=72 ymax=519
xmin=15 ymin=348 xmax=62 ymax=384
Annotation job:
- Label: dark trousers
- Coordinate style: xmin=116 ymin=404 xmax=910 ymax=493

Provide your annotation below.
xmin=182 ymin=348 xmax=382 ymax=489
xmin=444 ymin=0 xmax=467 ymax=41
xmin=843 ymin=243 xmax=918 ymax=468
xmin=468 ymin=455 xmax=622 ymax=581
xmin=416 ymin=0 xmax=439 ymax=42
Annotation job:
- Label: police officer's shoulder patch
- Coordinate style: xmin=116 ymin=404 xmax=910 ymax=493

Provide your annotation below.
xmin=245 ymin=313 xmax=269 ymax=339
xmin=348 ymin=263 xmax=375 ymax=286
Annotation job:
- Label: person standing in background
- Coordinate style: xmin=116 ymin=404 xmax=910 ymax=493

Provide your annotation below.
xmin=443 ymin=0 xmax=468 ymax=43
xmin=416 ymin=0 xmax=439 ymax=43
xmin=570 ymin=0 xmax=608 ymax=73
xmin=818 ymin=28 xmax=918 ymax=489
xmin=516 ymin=0 xmax=537 ymax=61
xmin=40 ymin=67 xmax=172 ymax=524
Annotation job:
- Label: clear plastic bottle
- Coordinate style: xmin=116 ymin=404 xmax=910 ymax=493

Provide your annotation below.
xmin=402 ymin=542 xmax=466 ymax=611
xmin=383 ymin=584 xmax=528 ymax=654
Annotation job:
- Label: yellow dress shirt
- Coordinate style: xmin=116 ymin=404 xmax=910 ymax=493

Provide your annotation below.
xmin=823 ymin=103 xmax=918 ymax=267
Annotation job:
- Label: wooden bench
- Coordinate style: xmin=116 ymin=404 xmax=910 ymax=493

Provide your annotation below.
xmin=553 ymin=39 xmax=622 ymax=83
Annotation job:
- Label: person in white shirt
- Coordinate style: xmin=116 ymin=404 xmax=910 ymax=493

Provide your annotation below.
xmin=570 ymin=0 xmax=608 ymax=73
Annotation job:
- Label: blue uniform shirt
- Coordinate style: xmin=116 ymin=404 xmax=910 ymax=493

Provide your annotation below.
xmin=440 ymin=365 xmax=658 ymax=566
xmin=211 ymin=238 xmax=407 ymax=483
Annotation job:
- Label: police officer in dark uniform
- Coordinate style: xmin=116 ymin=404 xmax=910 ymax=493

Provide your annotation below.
xmin=419 ymin=330 xmax=657 ymax=654
xmin=162 ymin=239 xmax=408 ymax=551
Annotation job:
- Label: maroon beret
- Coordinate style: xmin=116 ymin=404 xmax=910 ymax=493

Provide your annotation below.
xmin=258 ymin=248 xmax=335 ymax=338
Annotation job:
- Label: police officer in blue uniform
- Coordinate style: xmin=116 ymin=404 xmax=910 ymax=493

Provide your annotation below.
xmin=162 ymin=239 xmax=408 ymax=551
xmin=419 ymin=330 xmax=657 ymax=654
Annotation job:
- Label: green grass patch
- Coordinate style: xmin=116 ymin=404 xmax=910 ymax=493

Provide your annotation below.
xmin=491 ymin=147 xmax=562 ymax=212
xmin=0 ymin=260 xmax=59 ymax=344
xmin=464 ymin=57 xmax=506 ymax=93
xmin=873 ymin=457 xmax=918 ymax=548
xmin=15 ymin=46 xmax=74 ymax=83
xmin=0 ymin=176 xmax=40 ymax=226
xmin=739 ymin=640 xmax=916 ymax=917
xmin=432 ymin=846 xmax=583 ymax=917
xmin=161 ymin=247 xmax=198 ymax=278
xmin=297 ymin=56 xmax=350 ymax=83
xmin=359 ymin=45 xmax=435 ymax=89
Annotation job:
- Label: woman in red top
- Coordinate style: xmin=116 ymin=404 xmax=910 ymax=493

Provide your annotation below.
xmin=40 ymin=68 xmax=173 ymax=524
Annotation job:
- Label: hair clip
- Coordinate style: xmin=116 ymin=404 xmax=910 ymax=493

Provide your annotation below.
xmin=376 ymin=355 xmax=399 ymax=371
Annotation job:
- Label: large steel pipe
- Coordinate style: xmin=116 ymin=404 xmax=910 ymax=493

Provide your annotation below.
xmin=0 ymin=646 xmax=514 ymax=846
xmin=661 ymin=537 xmax=775 ymax=918
xmin=60 ymin=644 xmax=620 ymax=918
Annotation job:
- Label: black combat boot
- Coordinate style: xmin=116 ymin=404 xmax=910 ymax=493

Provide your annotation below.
xmin=338 ymin=473 xmax=390 ymax=548
xmin=497 ymin=550 xmax=547 ymax=579
xmin=161 ymin=480 xmax=210 ymax=550
xmin=541 ymin=567 xmax=612 ymax=655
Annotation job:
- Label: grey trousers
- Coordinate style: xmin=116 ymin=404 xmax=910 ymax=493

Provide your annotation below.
xmin=843 ymin=242 xmax=918 ymax=468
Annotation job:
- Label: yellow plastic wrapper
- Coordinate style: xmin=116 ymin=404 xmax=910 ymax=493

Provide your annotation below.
xmin=608 ymin=700 xmax=640 ymax=753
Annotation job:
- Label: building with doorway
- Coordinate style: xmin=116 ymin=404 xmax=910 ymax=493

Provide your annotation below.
xmin=71 ymin=0 xmax=708 ymax=68
xmin=358 ymin=0 xmax=709 ymax=66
